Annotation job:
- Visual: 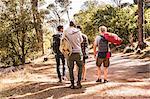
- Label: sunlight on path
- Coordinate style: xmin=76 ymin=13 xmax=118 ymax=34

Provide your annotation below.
xmin=0 ymin=53 xmax=150 ymax=99
xmin=58 ymin=82 xmax=150 ymax=99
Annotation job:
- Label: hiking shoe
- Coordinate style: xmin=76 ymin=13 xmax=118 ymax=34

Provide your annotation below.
xmin=57 ymin=80 xmax=62 ymax=83
xmin=76 ymin=82 xmax=82 ymax=89
xmin=62 ymin=76 xmax=67 ymax=81
xmin=82 ymin=78 xmax=87 ymax=81
xmin=68 ymin=85 xmax=75 ymax=89
xmin=96 ymin=79 xmax=102 ymax=83
xmin=103 ymin=79 xmax=108 ymax=83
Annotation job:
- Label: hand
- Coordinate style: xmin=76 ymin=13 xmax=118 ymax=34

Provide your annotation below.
xmin=94 ymin=54 xmax=96 ymax=59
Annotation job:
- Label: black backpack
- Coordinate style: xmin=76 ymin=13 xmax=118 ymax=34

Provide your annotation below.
xmin=52 ymin=34 xmax=61 ymax=53
xmin=81 ymin=35 xmax=89 ymax=59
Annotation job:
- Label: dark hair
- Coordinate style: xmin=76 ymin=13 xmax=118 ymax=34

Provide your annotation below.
xmin=57 ymin=25 xmax=63 ymax=31
xmin=69 ymin=21 xmax=76 ymax=27
xmin=77 ymin=25 xmax=82 ymax=30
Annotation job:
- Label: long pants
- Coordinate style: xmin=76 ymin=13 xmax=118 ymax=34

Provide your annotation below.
xmin=67 ymin=53 xmax=83 ymax=84
xmin=55 ymin=54 xmax=65 ymax=81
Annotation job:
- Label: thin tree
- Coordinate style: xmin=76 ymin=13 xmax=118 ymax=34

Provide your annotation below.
xmin=55 ymin=0 xmax=72 ymax=22
xmin=20 ymin=0 xmax=26 ymax=64
xmin=47 ymin=3 xmax=62 ymax=25
xmin=137 ymin=0 xmax=146 ymax=49
xmin=31 ymin=0 xmax=44 ymax=54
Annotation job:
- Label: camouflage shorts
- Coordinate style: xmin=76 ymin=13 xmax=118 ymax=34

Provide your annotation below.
xmin=96 ymin=58 xmax=110 ymax=67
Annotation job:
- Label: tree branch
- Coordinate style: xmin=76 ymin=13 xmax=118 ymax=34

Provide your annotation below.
xmin=16 ymin=31 xmax=22 ymax=48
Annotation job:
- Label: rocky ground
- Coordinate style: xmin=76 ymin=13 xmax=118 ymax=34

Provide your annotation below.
xmin=0 ymin=53 xmax=150 ymax=99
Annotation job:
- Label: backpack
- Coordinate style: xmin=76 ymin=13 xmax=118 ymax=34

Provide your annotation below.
xmin=81 ymin=34 xmax=89 ymax=59
xmin=98 ymin=35 xmax=109 ymax=52
xmin=59 ymin=34 xmax=72 ymax=59
xmin=103 ymin=32 xmax=122 ymax=45
xmin=52 ymin=34 xmax=61 ymax=53
xmin=97 ymin=35 xmax=111 ymax=58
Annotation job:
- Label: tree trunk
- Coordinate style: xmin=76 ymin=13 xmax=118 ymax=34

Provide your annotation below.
xmin=67 ymin=10 xmax=70 ymax=22
xmin=54 ymin=10 xmax=61 ymax=25
xmin=137 ymin=0 xmax=146 ymax=49
xmin=21 ymin=36 xmax=25 ymax=65
xmin=20 ymin=0 xmax=26 ymax=65
xmin=31 ymin=0 xmax=44 ymax=54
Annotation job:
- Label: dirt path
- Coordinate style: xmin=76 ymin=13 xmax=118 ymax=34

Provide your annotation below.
xmin=0 ymin=53 xmax=150 ymax=99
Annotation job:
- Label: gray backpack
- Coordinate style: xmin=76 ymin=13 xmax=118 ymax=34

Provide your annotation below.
xmin=97 ymin=35 xmax=109 ymax=58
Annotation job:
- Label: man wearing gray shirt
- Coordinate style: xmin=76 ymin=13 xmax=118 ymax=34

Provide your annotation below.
xmin=64 ymin=21 xmax=83 ymax=89
xmin=93 ymin=26 xmax=111 ymax=83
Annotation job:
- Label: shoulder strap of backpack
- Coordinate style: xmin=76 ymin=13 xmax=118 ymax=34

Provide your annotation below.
xmin=63 ymin=31 xmax=73 ymax=48
xmin=99 ymin=35 xmax=108 ymax=42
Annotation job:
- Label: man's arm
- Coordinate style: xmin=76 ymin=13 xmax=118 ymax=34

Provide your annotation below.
xmin=93 ymin=37 xmax=98 ymax=59
xmin=93 ymin=43 xmax=97 ymax=59
xmin=85 ymin=35 xmax=89 ymax=48
xmin=79 ymin=32 xmax=83 ymax=43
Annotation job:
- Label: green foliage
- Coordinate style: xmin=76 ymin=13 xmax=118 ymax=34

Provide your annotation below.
xmin=0 ymin=0 xmax=38 ymax=66
xmin=74 ymin=1 xmax=100 ymax=42
xmin=75 ymin=4 xmax=150 ymax=45
xmin=144 ymin=8 xmax=150 ymax=37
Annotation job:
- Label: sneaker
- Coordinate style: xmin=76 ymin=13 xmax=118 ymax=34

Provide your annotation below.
xmin=57 ymin=80 xmax=62 ymax=83
xmin=62 ymin=76 xmax=67 ymax=81
xmin=68 ymin=85 xmax=75 ymax=89
xmin=82 ymin=78 xmax=87 ymax=81
xmin=96 ymin=79 xmax=102 ymax=83
xmin=103 ymin=79 xmax=108 ymax=83
xmin=76 ymin=82 xmax=82 ymax=89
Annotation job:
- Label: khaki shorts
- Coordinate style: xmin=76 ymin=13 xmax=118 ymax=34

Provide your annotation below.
xmin=96 ymin=58 xmax=110 ymax=67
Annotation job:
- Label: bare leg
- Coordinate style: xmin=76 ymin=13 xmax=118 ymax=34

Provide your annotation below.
xmin=97 ymin=66 xmax=101 ymax=79
xmin=104 ymin=67 xmax=108 ymax=80
xmin=82 ymin=64 xmax=86 ymax=80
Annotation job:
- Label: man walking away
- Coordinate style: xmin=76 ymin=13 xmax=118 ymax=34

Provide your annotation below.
xmin=93 ymin=26 xmax=111 ymax=83
xmin=65 ymin=21 xmax=83 ymax=89
xmin=52 ymin=25 xmax=66 ymax=83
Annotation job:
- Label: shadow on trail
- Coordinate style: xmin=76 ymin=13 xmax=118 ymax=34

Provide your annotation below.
xmin=85 ymin=58 xmax=150 ymax=83
xmin=1 ymin=81 xmax=100 ymax=99
xmin=0 ymin=82 xmax=61 ymax=98
xmin=109 ymin=62 xmax=150 ymax=82
xmin=30 ymin=64 xmax=55 ymax=68
xmin=76 ymin=95 xmax=150 ymax=99
xmin=27 ymin=64 xmax=56 ymax=74
xmin=136 ymin=64 xmax=150 ymax=74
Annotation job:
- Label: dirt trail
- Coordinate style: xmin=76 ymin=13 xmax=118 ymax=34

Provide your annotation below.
xmin=0 ymin=53 xmax=150 ymax=99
